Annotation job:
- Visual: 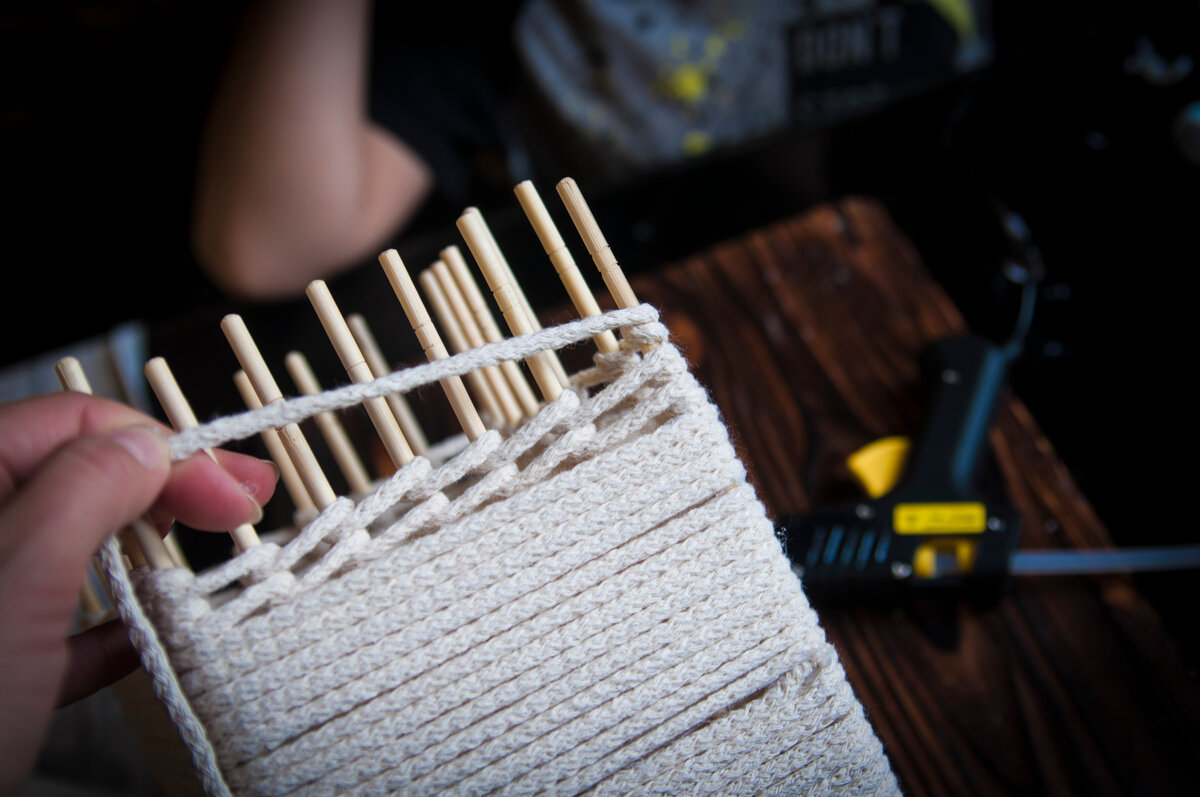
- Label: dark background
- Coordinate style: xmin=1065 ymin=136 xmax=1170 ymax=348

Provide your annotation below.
xmin=1 ymin=1 xmax=1197 ymax=659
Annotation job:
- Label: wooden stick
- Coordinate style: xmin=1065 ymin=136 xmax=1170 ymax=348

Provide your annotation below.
xmin=306 ymin=280 xmax=415 ymax=469
xmin=440 ymin=244 xmax=541 ymax=418
xmin=162 ymin=531 xmax=190 ymax=569
xmin=59 ymin=356 xmax=146 ymax=570
xmin=234 ymin=370 xmax=316 ymax=515
xmin=346 ymin=314 xmax=430 ymax=457
xmin=284 ymin=351 xmax=374 ymax=496
xmin=430 ymin=260 xmax=524 ymax=426
xmin=54 ymin=357 xmax=175 ymax=571
xmin=144 ymin=357 xmax=261 ymax=553
xmin=555 ymin=177 xmax=640 ymax=310
xmin=378 ymin=249 xmax=487 ymax=441
xmin=78 ymin=577 xmax=104 ymax=618
xmin=457 ymin=212 xmax=563 ymax=403
xmin=418 ymin=265 xmax=506 ymax=426
xmin=464 ymin=206 xmax=571 ymax=386
xmin=514 ymin=180 xmax=619 ymax=354
xmin=221 ymin=315 xmax=338 ymax=510
xmin=91 ymin=558 xmax=114 ymax=603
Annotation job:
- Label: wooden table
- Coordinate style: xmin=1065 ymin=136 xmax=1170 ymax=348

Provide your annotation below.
xmin=592 ymin=197 xmax=1200 ymax=796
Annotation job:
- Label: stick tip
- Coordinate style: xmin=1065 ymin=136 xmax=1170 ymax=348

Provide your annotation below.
xmin=143 ymin=356 xmax=169 ymax=381
xmin=220 ymin=313 xmax=244 ymax=331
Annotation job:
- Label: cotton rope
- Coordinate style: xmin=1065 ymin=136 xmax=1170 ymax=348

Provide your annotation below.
xmin=103 ymin=305 xmax=899 ymax=796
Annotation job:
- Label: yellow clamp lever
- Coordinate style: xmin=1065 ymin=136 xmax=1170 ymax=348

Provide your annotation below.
xmin=846 ymin=436 xmax=911 ymax=499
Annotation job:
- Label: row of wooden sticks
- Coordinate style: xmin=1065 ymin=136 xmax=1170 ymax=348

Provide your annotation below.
xmin=61 ymin=178 xmax=641 ymax=577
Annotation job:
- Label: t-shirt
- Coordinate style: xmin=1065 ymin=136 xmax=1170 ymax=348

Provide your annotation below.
xmin=513 ymin=0 xmax=993 ymax=179
xmin=368 ymin=1 xmax=994 ymax=196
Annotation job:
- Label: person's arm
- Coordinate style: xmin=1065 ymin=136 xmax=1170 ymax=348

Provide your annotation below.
xmin=192 ymin=0 xmax=433 ymax=299
xmin=0 ymin=392 xmax=277 ymax=792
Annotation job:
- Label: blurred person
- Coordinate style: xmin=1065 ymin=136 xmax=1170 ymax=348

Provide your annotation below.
xmin=193 ymin=0 xmax=991 ymax=299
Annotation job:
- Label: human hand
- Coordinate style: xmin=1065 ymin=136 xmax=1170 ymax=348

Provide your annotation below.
xmin=0 ymin=391 xmax=277 ymax=792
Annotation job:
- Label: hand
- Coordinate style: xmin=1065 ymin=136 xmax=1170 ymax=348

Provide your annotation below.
xmin=0 ymin=391 xmax=277 ymax=792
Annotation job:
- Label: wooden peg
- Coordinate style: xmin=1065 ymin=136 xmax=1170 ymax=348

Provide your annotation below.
xmin=234 ymin=370 xmax=316 ymax=515
xmin=430 ymin=260 xmax=524 ymax=426
xmin=457 ymin=212 xmax=563 ymax=403
xmin=162 ymin=532 xmax=189 ymax=569
xmin=284 ymin=351 xmax=374 ymax=496
xmin=418 ymin=265 xmax=506 ymax=426
xmin=144 ymin=357 xmax=261 ymax=553
xmin=555 ymin=177 xmax=640 ymax=310
xmin=346 ymin=314 xmax=430 ymax=457
xmin=514 ymin=180 xmax=619 ymax=354
xmin=306 ymin=280 xmax=415 ymax=469
xmin=221 ymin=315 xmax=338 ymax=509
xmin=54 ymin=356 xmax=175 ymax=571
xmin=464 ymin=206 xmax=570 ymax=386
xmin=78 ymin=576 xmax=105 ymax=619
xmin=440 ymin=244 xmax=541 ymax=418
xmin=378 ymin=249 xmax=487 ymax=441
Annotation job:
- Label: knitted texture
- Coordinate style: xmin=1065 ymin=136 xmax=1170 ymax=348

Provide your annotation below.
xmin=104 ymin=306 xmax=898 ymax=796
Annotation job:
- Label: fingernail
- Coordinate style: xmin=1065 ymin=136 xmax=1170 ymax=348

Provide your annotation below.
xmin=259 ymin=457 xmax=281 ymax=480
xmin=111 ymin=425 xmax=170 ymax=472
xmin=243 ymin=491 xmax=264 ymax=525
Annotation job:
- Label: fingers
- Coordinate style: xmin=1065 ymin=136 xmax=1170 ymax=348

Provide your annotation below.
xmin=59 ymin=620 xmax=139 ymax=707
xmin=0 ymin=423 xmax=173 ymax=789
xmin=0 ymin=425 xmax=171 ymax=602
xmin=157 ymin=449 xmax=276 ymax=532
xmin=0 ymin=393 xmax=171 ymax=506
xmin=0 ymin=393 xmax=278 ymax=537
xmin=210 ymin=447 xmax=278 ymax=509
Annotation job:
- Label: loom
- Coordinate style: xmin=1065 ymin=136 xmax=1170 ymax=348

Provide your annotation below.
xmin=68 ymin=178 xmax=899 ymax=796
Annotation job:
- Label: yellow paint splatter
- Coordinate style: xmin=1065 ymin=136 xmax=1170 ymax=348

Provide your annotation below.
xmin=665 ymin=64 xmax=709 ymax=104
xmin=682 ymin=130 xmax=711 ymax=156
xmin=704 ymin=35 xmax=727 ymax=60
xmin=719 ymin=20 xmax=745 ymax=40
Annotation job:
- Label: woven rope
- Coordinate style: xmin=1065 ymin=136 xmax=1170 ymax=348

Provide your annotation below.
xmin=109 ymin=306 xmax=898 ymax=795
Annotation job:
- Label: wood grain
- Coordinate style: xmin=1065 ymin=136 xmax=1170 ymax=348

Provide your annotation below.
xmin=624 ymin=198 xmax=1200 ymax=796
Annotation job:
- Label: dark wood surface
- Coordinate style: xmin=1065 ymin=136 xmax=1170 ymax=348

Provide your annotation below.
xmin=606 ymin=198 xmax=1200 ymax=796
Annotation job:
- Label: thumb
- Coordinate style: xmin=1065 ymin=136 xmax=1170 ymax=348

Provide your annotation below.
xmin=0 ymin=424 xmax=171 ymax=609
xmin=0 ymin=424 xmax=169 ymax=795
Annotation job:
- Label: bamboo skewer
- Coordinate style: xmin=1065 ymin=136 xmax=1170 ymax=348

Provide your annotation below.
xmin=234 ymin=370 xmax=316 ymax=515
xmin=457 ymin=212 xmax=564 ymax=403
xmin=514 ymin=180 xmax=619 ymax=354
xmin=162 ymin=533 xmax=189 ymax=569
xmin=346 ymin=314 xmax=430 ymax=457
xmin=54 ymin=357 xmax=175 ymax=571
xmin=418 ymin=265 xmax=506 ymax=427
xmin=464 ymin=207 xmax=570 ymax=387
xmin=144 ymin=357 xmax=261 ymax=553
xmin=430 ymin=260 xmax=524 ymax=426
xmin=555 ymin=177 xmax=641 ymax=311
xmin=222 ymin=315 xmax=339 ymax=510
xmin=379 ymin=249 xmax=487 ymax=442
xmin=440 ymin=245 xmax=541 ymax=418
xmin=306 ymin=280 xmax=415 ymax=469
xmin=78 ymin=577 xmax=105 ymax=618
xmin=284 ymin=351 xmax=374 ymax=496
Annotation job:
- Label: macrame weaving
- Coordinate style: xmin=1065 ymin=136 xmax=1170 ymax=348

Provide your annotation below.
xmin=97 ymin=304 xmax=898 ymax=795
